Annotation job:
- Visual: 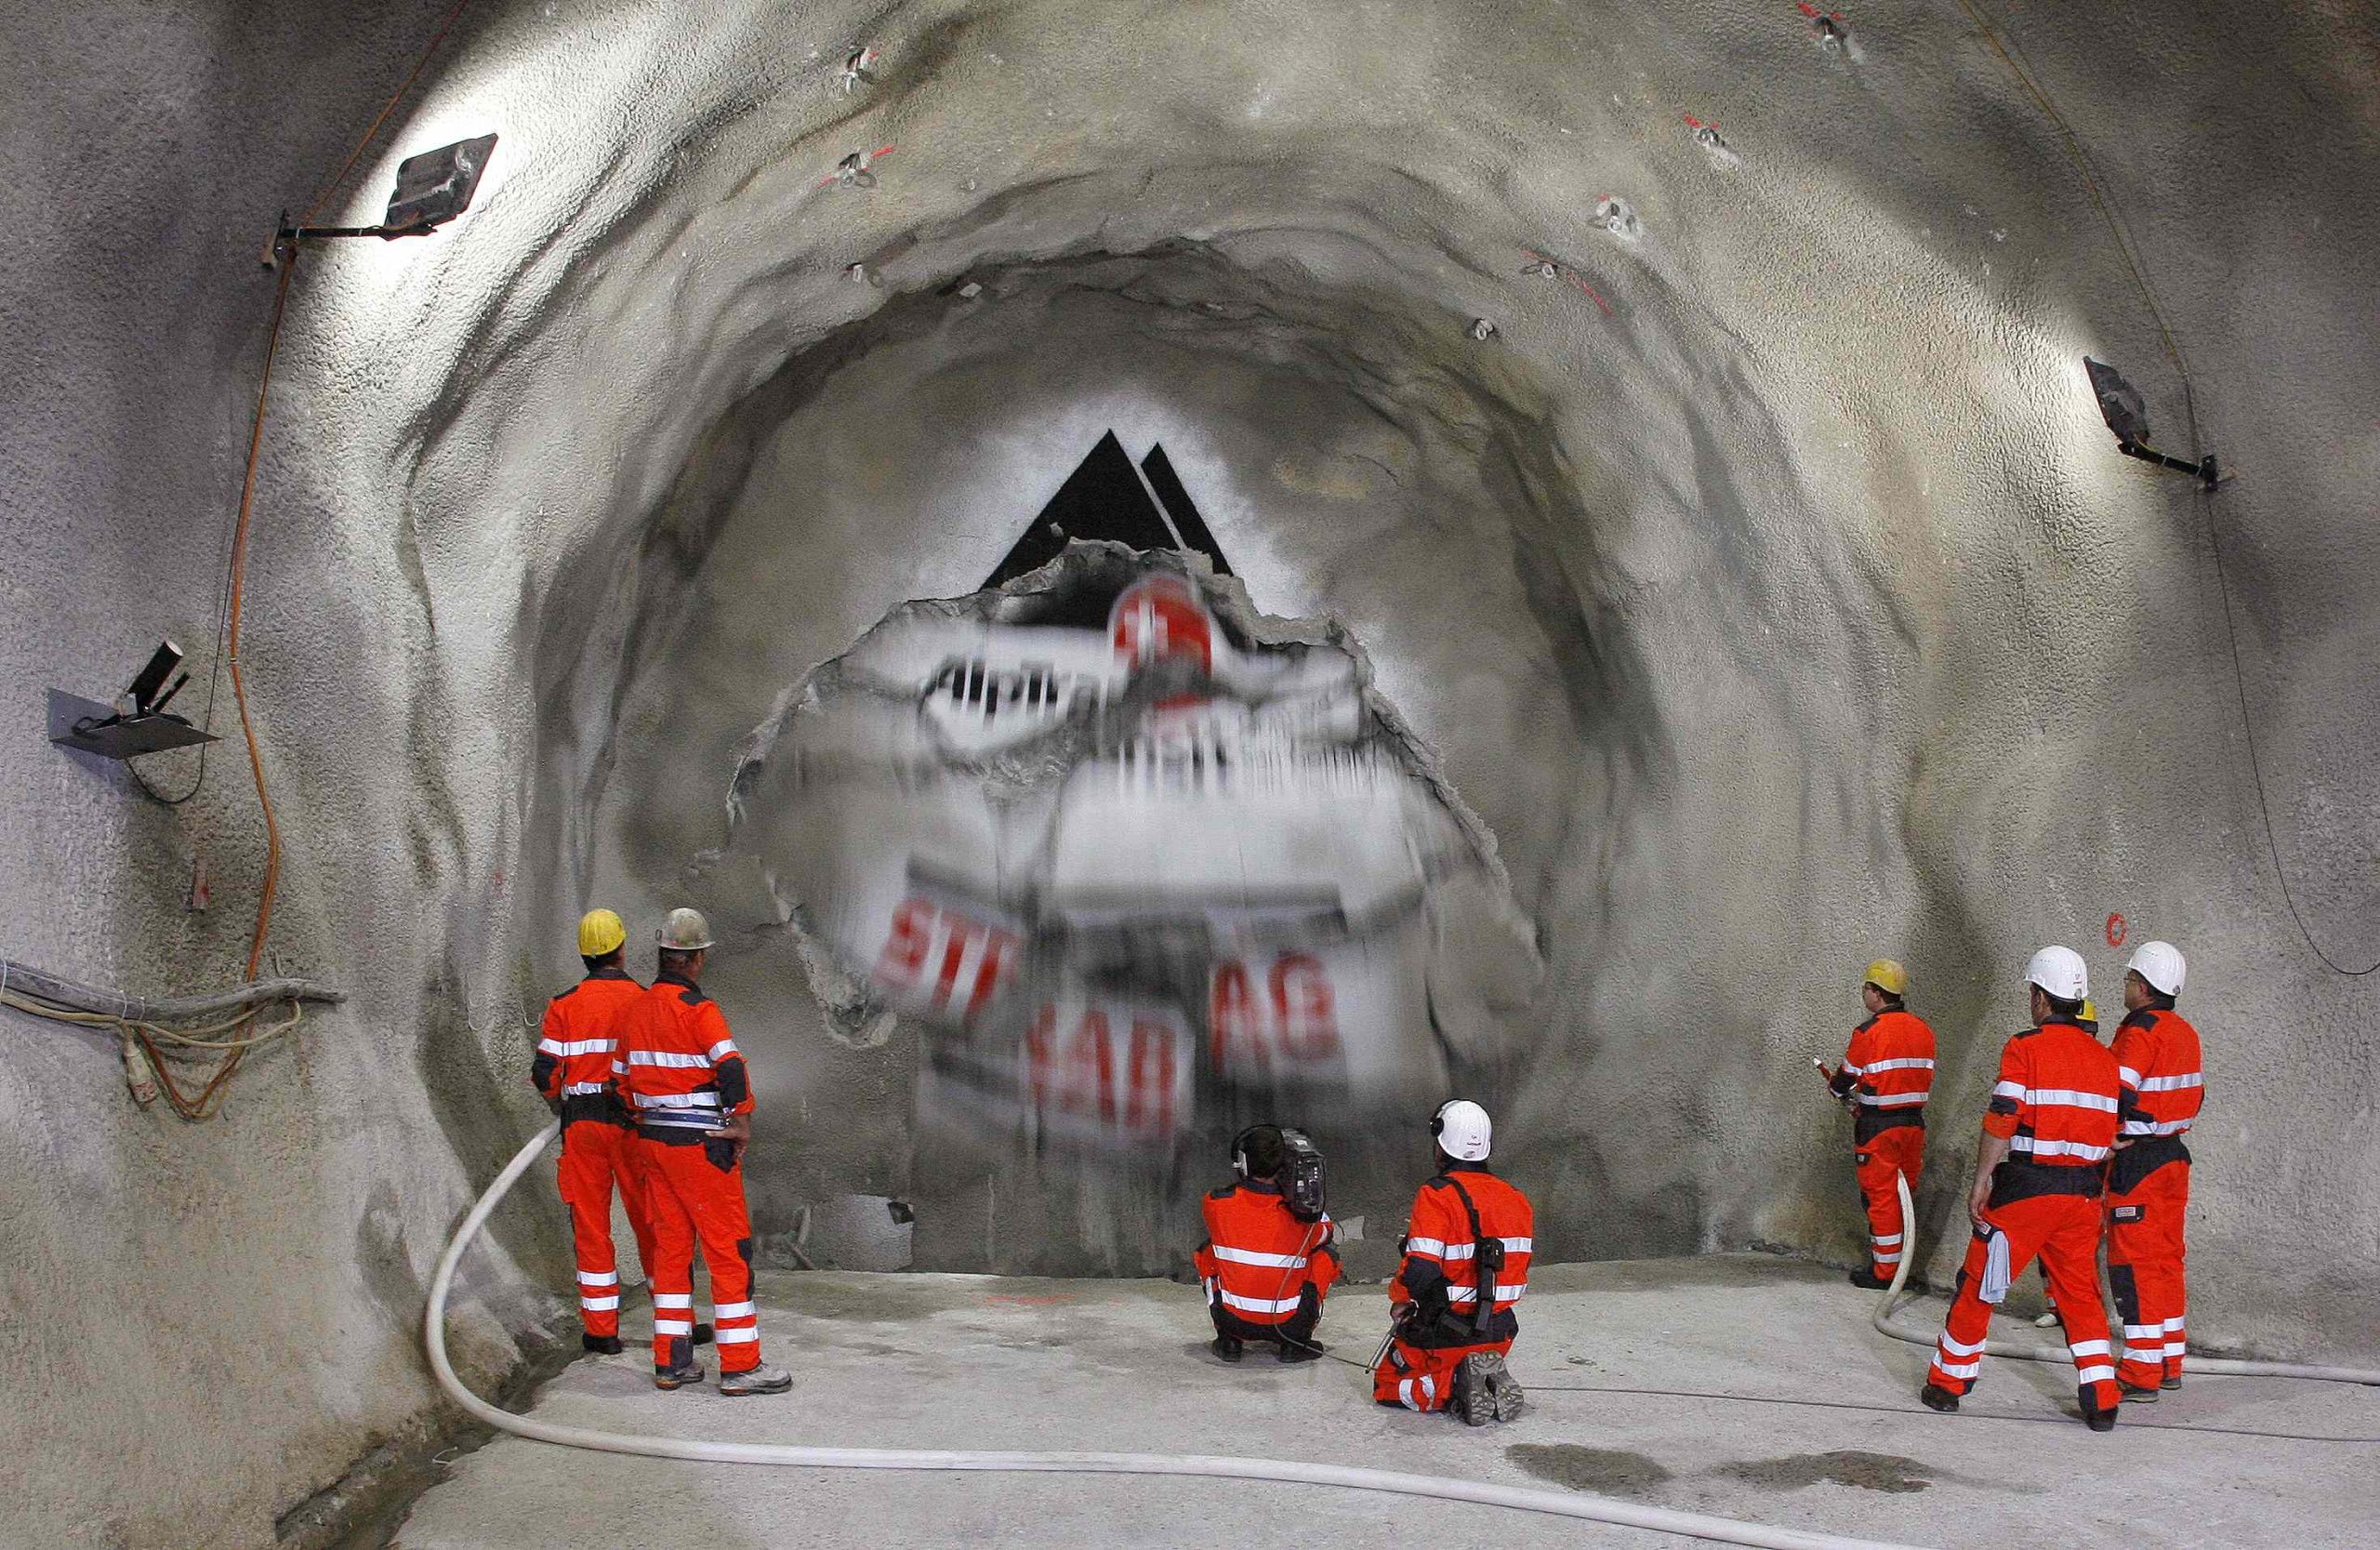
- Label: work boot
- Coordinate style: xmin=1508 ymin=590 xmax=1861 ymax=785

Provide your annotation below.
xmin=2082 ymin=1401 xmax=2119 ymax=1432
xmin=653 ymin=1361 xmax=704 ymax=1391
xmin=1276 ymin=1336 xmax=1324 ymax=1364
xmin=1919 ymin=1383 xmax=1961 ymax=1413
xmin=2119 ymin=1382 xmax=2161 ymax=1404
xmin=718 ymin=1361 xmax=792 ymax=1397
xmin=1846 ymin=1268 xmax=1893 ymax=1291
xmin=1483 ymin=1353 xmax=1527 ymax=1422
xmin=582 ymin=1333 xmax=625 ymax=1356
xmin=2161 ymin=1374 xmax=2183 ymax=1392
xmin=1211 ymin=1334 xmax=1244 ymax=1363
xmin=1452 ymin=1352 xmax=1504 ymax=1427
xmin=693 ymin=1321 xmax=716 ymax=1345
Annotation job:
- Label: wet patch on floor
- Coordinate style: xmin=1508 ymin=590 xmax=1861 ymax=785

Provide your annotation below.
xmin=1713 ymin=1451 xmax=1935 ymax=1493
xmin=1506 ymin=1444 xmax=1674 ymax=1496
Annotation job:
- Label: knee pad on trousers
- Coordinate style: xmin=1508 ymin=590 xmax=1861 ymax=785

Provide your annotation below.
xmin=737 ymin=1236 xmax=756 ymax=1272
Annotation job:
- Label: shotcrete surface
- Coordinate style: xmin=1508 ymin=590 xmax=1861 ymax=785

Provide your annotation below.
xmin=393 ymin=1258 xmax=2380 ymax=1549
xmin=5 ymin=0 xmax=2379 ymax=1543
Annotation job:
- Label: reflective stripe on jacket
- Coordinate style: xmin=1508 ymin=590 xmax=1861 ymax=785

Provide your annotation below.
xmin=1984 ymin=1019 xmax=2122 ymax=1169
xmin=1390 ymin=1164 xmax=1534 ymax=1347
xmin=618 ymin=972 xmax=750 ymax=1133
xmin=1193 ymin=1180 xmax=1338 ymax=1323
xmin=533 ymin=968 xmax=645 ymax=1123
xmin=1830 ymin=1008 xmax=1936 ymax=1109
xmin=2111 ymin=1007 xmax=2203 ymax=1140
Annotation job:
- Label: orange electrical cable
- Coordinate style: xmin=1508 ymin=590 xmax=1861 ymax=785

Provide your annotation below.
xmin=164 ymin=3 xmax=478 ymax=1119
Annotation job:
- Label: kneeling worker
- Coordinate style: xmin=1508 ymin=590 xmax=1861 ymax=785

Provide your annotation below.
xmin=1922 ymin=947 xmax=2122 ymax=1430
xmin=1373 ymin=1100 xmax=1533 ymax=1425
xmin=621 ymin=908 xmax=791 ymax=1396
xmin=1194 ymin=1125 xmax=1340 ymax=1362
xmin=1827 ymin=959 xmax=1936 ymax=1289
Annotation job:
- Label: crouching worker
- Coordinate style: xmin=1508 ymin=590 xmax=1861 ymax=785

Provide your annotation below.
xmin=1373 ymin=1101 xmax=1533 ymax=1425
xmin=1196 ymin=1125 xmax=1340 ymax=1363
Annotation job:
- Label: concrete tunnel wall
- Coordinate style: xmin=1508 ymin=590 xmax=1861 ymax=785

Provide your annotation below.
xmin=3 ymin=0 xmax=2376 ymax=1542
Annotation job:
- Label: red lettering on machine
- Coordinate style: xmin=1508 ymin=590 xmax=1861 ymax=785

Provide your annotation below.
xmin=873 ymin=896 xmax=1022 ymax=1024
xmin=1210 ymin=952 xmax=1343 ymax=1073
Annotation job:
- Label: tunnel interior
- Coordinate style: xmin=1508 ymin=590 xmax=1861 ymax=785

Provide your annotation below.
xmin=7 ymin=0 xmax=2379 ymax=1543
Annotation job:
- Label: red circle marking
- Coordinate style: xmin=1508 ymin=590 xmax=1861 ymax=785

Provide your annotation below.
xmin=2105 ymin=913 xmax=2128 ymax=947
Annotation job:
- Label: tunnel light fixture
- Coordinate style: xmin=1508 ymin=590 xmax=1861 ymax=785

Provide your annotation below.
xmin=47 ymin=641 xmax=217 ymax=761
xmin=2084 ymin=357 xmax=2219 ymax=489
xmin=271 ymin=134 xmax=498 ymax=259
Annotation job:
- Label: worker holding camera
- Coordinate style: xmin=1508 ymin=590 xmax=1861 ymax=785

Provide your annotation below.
xmin=1195 ymin=1124 xmax=1340 ymax=1362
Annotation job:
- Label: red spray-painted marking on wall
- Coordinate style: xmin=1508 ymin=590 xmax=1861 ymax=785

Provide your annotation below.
xmin=2106 ymin=913 xmax=2128 ymax=948
xmin=1521 ymin=249 xmax=1616 ymax=317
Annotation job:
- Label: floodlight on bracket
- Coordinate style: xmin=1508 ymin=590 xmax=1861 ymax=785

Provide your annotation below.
xmin=2084 ymin=357 xmax=2220 ymax=489
xmin=266 ymin=133 xmax=498 ymax=265
xmin=47 ymin=641 xmax=218 ymax=762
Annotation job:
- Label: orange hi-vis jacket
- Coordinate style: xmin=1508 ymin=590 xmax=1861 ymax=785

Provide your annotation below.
xmin=1829 ymin=1008 xmax=1937 ymax=1138
xmin=2112 ymin=1007 xmax=2203 ymax=1143
xmin=618 ymin=971 xmax=752 ymax=1137
xmin=533 ymin=967 xmax=646 ymax=1124
xmin=1193 ymin=1180 xmax=1340 ymax=1324
xmin=1391 ymin=1164 xmax=1534 ymax=1348
xmin=1983 ymin=1017 xmax=2121 ymax=1199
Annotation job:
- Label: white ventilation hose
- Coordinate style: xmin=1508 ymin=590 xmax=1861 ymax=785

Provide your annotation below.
xmin=430 ymin=1123 xmax=1931 ymax=1550
xmin=1873 ymin=1172 xmax=2380 ymax=1385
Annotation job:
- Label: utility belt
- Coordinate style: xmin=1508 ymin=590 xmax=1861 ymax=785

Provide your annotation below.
xmin=2109 ymin=1133 xmax=2190 ymax=1197
xmin=560 ymin=1092 xmax=632 ymax=1128
xmin=638 ymin=1114 xmax=741 ymax=1173
xmin=1854 ymin=1105 xmax=1924 ymax=1145
xmin=1398 ymin=1298 xmax=1520 ymax=1351
xmin=1988 ymin=1156 xmax=2103 ymax=1209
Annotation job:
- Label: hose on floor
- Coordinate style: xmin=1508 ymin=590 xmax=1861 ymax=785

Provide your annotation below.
xmin=430 ymin=1123 xmax=1931 ymax=1550
xmin=1872 ymin=1172 xmax=2380 ymax=1386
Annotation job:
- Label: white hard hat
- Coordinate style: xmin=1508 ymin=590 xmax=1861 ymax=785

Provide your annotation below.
xmin=1432 ymin=1099 xmax=1492 ymax=1162
xmin=656 ymin=907 xmax=716 ymax=951
xmin=2127 ymin=940 xmax=2186 ymax=998
xmin=2025 ymin=946 xmax=2088 ymax=1003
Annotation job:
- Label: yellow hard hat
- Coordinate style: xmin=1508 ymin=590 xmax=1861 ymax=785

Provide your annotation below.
xmin=576 ymin=908 xmax=628 ymax=958
xmin=1863 ymin=959 xmax=1910 ymax=997
xmin=2079 ymin=997 xmax=2099 ymax=1028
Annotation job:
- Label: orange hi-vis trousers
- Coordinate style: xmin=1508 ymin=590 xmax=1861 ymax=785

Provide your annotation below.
xmin=557 ymin=1119 xmax=656 ymax=1340
xmin=637 ymin=1135 xmax=763 ymax=1373
xmin=2108 ymin=1159 xmax=2189 ymax=1390
xmin=1927 ymin=1190 xmax=2118 ymax=1413
xmin=1855 ymin=1125 xmax=1924 ymax=1278
xmin=1373 ymin=1336 xmax=1513 ymax=1412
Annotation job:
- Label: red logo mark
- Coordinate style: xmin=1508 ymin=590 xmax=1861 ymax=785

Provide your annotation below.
xmin=2105 ymin=913 xmax=2127 ymax=947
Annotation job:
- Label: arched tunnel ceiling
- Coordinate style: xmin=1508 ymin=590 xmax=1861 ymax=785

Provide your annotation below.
xmin=308 ymin=0 xmax=2380 ymax=1280
xmin=5 ymin=4 xmax=2380 ymax=1539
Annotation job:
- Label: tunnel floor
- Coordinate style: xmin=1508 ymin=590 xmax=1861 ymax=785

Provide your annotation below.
xmin=392 ymin=1257 xmax=2375 ymax=1547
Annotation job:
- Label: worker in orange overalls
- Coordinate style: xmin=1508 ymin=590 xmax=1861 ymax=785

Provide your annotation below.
xmin=1826 ymin=960 xmax=1936 ymax=1289
xmin=1373 ymin=1100 xmax=1534 ymax=1425
xmin=1195 ymin=1125 xmax=1341 ymax=1363
xmin=1921 ymin=946 xmax=2123 ymax=1431
xmin=2107 ymin=940 xmax=2203 ymax=1401
xmin=533 ymin=909 xmax=708 ymax=1355
xmin=2031 ymin=996 xmax=2100 ymax=1329
xmin=620 ymin=908 xmax=790 ymax=1396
